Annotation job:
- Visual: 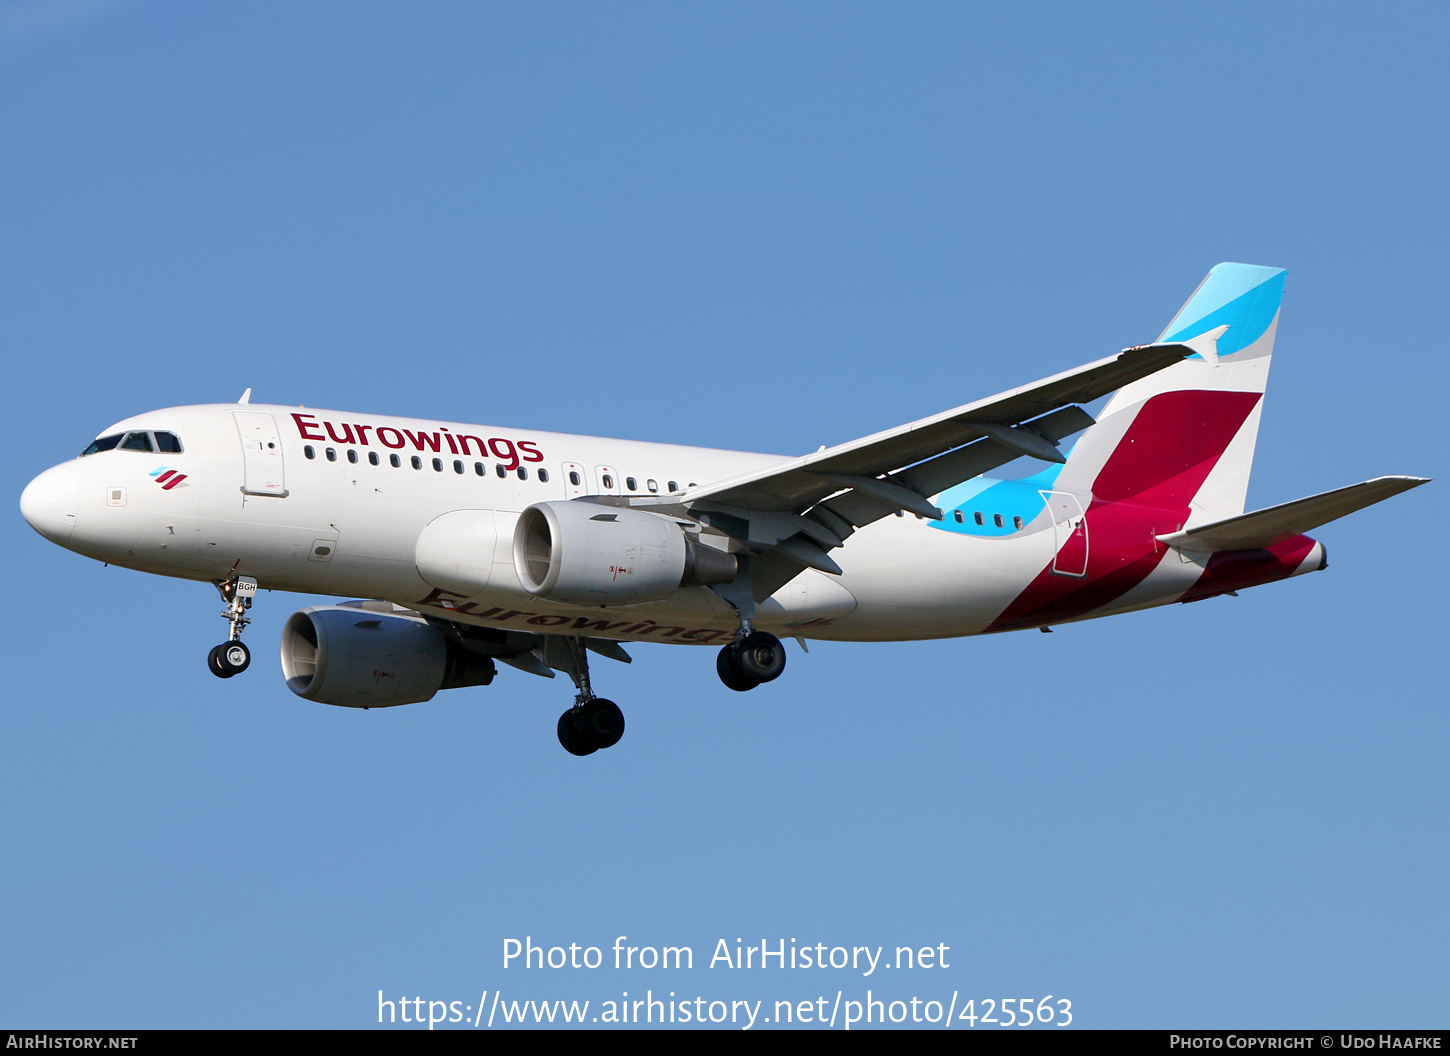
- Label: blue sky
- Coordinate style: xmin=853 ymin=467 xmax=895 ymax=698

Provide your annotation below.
xmin=2 ymin=1 xmax=1445 ymax=1029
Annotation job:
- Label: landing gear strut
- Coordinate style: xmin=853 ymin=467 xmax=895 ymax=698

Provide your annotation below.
xmin=208 ymin=574 xmax=257 ymax=679
xmin=552 ymin=636 xmax=626 ymax=756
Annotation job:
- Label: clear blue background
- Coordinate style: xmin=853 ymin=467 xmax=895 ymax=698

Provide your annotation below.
xmin=2 ymin=0 xmax=1444 ymax=1029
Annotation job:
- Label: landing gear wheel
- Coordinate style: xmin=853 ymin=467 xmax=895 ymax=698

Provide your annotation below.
xmin=557 ymin=709 xmax=597 ymax=756
xmin=577 ymin=698 xmax=625 ymax=750
xmin=208 ymin=640 xmax=251 ymax=679
xmin=716 ymin=643 xmax=757 ymax=692
xmin=735 ymin=631 xmax=786 ymax=684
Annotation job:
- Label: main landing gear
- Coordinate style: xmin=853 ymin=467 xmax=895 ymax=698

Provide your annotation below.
xmin=709 ymin=560 xmax=788 ymax=692
xmin=716 ymin=629 xmax=787 ymax=692
xmin=208 ymin=574 xmax=258 ymax=679
xmin=553 ymin=637 xmax=626 ymax=757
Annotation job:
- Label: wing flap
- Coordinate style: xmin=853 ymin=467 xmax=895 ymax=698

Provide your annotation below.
xmin=1157 ymin=476 xmax=1430 ymax=552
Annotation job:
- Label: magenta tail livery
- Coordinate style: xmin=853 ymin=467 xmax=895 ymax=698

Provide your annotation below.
xmin=19 ymin=264 xmax=1429 ymax=755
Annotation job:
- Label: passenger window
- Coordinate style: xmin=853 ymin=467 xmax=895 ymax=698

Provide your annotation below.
xmin=538 ymin=468 xmax=550 ymax=483
xmin=347 ymin=449 xmax=358 ymax=464
xmin=154 ymin=431 xmax=183 ymax=453
xmin=496 ymin=464 xmax=507 ymax=478
xmin=1013 ymin=516 xmax=1024 ymax=530
xmin=517 ymin=467 xmax=528 ymax=480
xmin=973 ymin=512 xmax=984 ymax=525
xmin=411 ymin=456 xmax=422 ymax=470
xmin=81 ymin=434 xmax=124 ymax=456
xmin=475 ymin=462 xmax=485 ymax=476
xmin=668 ymin=481 xmax=678 ymax=493
xmin=953 ymin=510 xmax=964 ymax=523
xmin=326 ymin=448 xmax=337 ymax=462
xmin=994 ymin=514 xmax=1004 ymax=528
xmin=602 ymin=474 xmax=614 ymax=489
xmin=625 ymin=476 xmax=637 ymax=491
xmin=368 ymin=452 xmax=379 ymax=466
xmin=432 ymin=458 xmax=443 ymax=472
xmin=647 ymin=479 xmax=658 ymax=493
xmin=453 ymin=460 xmax=464 ymax=474
xmin=120 ymin=432 xmax=154 ymax=452
xmin=304 ymin=446 xmax=316 ymax=460
xmin=569 ymin=471 xmax=581 ymax=486
xmin=390 ymin=454 xmax=401 ymax=468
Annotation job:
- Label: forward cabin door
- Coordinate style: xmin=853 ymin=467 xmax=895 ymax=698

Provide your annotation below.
xmin=234 ymin=412 xmax=288 ymax=497
xmin=1042 ymin=490 xmax=1088 ymax=577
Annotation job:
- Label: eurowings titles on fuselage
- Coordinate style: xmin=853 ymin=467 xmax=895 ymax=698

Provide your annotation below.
xmin=19 ymin=263 xmax=1428 ymax=755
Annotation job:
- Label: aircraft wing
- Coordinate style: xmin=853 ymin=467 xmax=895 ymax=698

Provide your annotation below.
xmin=682 ymin=342 xmax=1195 ymax=517
xmin=625 ymin=342 xmax=1199 ymax=599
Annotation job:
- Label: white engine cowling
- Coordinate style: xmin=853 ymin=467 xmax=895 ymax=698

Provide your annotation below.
xmin=513 ymin=501 xmax=736 ymax=606
xmin=415 ymin=509 xmax=501 ymax=596
xmin=280 ymin=606 xmax=495 ymax=709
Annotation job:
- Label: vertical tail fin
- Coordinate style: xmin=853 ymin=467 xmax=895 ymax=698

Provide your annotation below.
xmin=1052 ymin=262 xmax=1287 ymax=523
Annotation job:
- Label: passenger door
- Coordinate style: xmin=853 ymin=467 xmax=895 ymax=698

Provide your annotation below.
xmin=234 ymin=412 xmax=288 ymax=497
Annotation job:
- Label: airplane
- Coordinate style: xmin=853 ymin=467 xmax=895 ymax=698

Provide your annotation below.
xmin=19 ymin=263 xmax=1428 ymax=756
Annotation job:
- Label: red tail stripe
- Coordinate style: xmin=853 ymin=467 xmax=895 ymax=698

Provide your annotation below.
xmin=986 ymin=389 xmax=1262 ymax=632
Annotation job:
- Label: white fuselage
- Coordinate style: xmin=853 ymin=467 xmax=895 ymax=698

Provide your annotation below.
xmin=22 ymin=402 xmax=1210 ymax=646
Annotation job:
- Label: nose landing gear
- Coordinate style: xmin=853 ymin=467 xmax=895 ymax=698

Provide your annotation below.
xmin=208 ymin=575 xmax=257 ymax=679
xmin=208 ymin=640 xmax=251 ymax=678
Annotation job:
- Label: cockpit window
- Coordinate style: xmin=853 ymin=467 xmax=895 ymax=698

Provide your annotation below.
xmin=82 ymin=430 xmax=183 ymax=456
xmin=81 ymin=434 xmax=123 ymax=456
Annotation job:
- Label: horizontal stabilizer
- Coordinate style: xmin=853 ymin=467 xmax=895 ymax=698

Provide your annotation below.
xmin=1156 ymin=476 xmax=1430 ymax=553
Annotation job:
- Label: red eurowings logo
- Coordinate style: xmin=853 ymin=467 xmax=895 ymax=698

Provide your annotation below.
xmin=149 ymin=466 xmax=189 ymax=490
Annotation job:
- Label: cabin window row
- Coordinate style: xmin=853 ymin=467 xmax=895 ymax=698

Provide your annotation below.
xmin=302 ymin=445 xmax=551 ymax=483
xmin=952 ymin=509 xmax=1025 ymax=530
xmin=584 ymin=473 xmax=691 ymax=495
xmin=302 ymin=444 xmax=700 ymax=496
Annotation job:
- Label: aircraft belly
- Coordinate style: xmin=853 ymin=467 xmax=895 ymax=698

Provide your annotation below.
xmin=407 ymin=585 xmax=744 ymax=645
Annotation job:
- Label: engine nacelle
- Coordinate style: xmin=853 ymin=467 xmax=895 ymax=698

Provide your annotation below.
xmin=513 ymin=500 xmax=737 ymax=606
xmin=280 ymin=606 xmax=495 ymax=709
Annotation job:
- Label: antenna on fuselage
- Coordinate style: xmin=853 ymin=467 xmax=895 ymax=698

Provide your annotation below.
xmin=237 ymin=388 xmax=252 ymax=404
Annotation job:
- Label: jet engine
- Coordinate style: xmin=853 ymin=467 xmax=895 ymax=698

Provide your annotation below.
xmin=280 ymin=606 xmax=495 ymax=708
xmin=513 ymin=500 xmax=737 ymax=606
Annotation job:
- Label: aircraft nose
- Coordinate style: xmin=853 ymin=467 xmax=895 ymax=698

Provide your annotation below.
xmin=20 ymin=465 xmax=79 ymax=543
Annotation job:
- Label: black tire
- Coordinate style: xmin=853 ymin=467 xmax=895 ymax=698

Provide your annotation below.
xmin=557 ymin=709 xmax=596 ymax=756
xmin=208 ymin=641 xmax=250 ymax=679
xmin=735 ymin=631 xmax=786 ymax=684
xmin=207 ymin=645 xmax=233 ymax=679
xmin=578 ymin=698 xmax=625 ymax=750
xmin=716 ymin=643 xmax=757 ymax=692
